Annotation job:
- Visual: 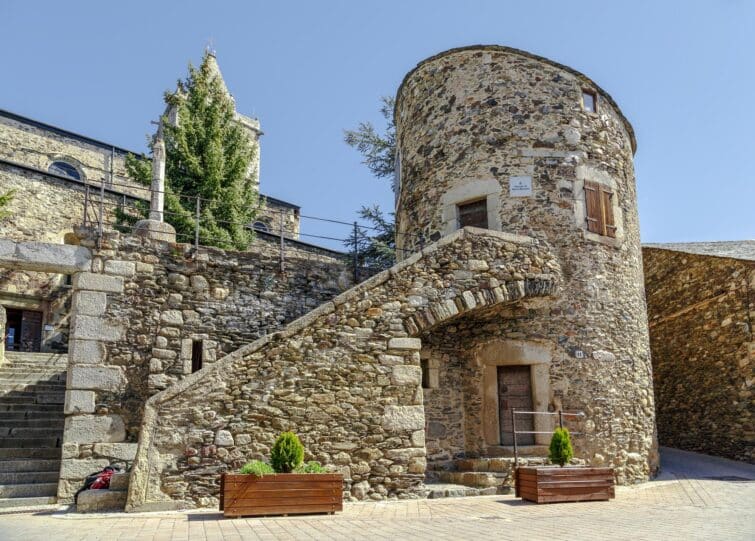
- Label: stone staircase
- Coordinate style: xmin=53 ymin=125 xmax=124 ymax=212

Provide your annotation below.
xmin=426 ymin=447 xmax=551 ymax=496
xmin=0 ymin=351 xmax=66 ymax=509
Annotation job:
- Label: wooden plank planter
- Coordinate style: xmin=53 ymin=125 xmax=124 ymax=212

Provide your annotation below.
xmin=516 ymin=467 xmax=615 ymax=504
xmin=220 ymin=473 xmax=343 ymax=518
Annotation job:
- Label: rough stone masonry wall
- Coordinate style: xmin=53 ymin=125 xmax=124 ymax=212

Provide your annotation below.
xmin=0 ymin=113 xmax=146 ymax=198
xmin=125 ymin=229 xmax=559 ymax=511
xmin=57 ymin=228 xmax=353 ymax=502
xmin=393 ymin=46 xmax=657 ymax=482
xmin=644 ymin=248 xmax=754 ymax=463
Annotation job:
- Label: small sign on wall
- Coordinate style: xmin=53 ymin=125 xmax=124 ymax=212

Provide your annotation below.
xmin=509 ymin=176 xmax=532 ymax=197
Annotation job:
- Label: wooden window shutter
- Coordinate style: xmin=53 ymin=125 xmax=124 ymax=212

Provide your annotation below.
xmin=458 ymin=199 xmax=488 ymax=229
xmin=584 ymin=182 xmax=603 ymax=234
xmin=600 ymin=187 xmax=616 ymax=238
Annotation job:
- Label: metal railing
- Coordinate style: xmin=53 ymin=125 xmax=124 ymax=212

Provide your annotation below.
xmin=511 ymin=409 xmax=585 ymax=468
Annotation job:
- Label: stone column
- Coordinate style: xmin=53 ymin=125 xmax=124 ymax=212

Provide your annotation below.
xmin=134 ymin=122 xmax=176 ymax=243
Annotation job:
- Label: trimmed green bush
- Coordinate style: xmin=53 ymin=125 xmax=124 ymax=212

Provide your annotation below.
xmin=270 ymin=432 xmax=305 ymax=473
xmin=239 ymin=460 xmax=274 ymax=476
xmin=294 ymin=461 xmax=327 ymax=474
xmin=548 ymin=427 xmax=574 ymax=467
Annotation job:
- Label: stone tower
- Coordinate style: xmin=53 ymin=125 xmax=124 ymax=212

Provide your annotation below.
xmin=394 ymin=46 xmax=658 ymax=483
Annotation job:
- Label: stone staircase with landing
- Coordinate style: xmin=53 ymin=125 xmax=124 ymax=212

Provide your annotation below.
xmin=425 ymin=446 xmax=551 ymax=497
xmin=0 ymin=351 xmax=66 ymax=510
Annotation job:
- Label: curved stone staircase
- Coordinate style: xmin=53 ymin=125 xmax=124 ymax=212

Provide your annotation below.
xmin=0 ymin=352 xmax=66 ymax=509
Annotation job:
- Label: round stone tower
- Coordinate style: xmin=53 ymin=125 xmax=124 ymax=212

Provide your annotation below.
xmin=395 ymin=46 xmax=658 ymax=483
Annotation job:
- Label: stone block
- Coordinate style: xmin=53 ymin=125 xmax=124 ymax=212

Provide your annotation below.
xmin=381 ymin=405 xmax=425 ymax=432
xmin=64 ymin=390 xmax=96 ymax=414
xmin=64 ymin=414 xmax=126 ymax=443
xmin=59 ymin=458 xmax=110 ymax=479
xmin=67 ymin=366 xmax=125 ymax=391
xmin=61 ymin=442 xmax=79 ymax=459
xmin=391 ymin=365 xmax=422 ymax=386
xmin=0 ymin=239 xmax=91 ymax=273
xmin=215 ymin=430 xmax=234 ymax=447
xmin=160 ymin=310 xmax=183 ymax=326
xmin=104 ymin=260 xmax=136 ymax=277
xmin=109 ymin=472 xmax=130 ymax=491
xmin=70 ymin=315 xmax=124 ymax=342
xmin=77 ymin=489 xmax=127 ymax=512
xmin=72 ymin=272 xmax=124 ymax=293
xmin=69 ymin=339 xmax=107 ymax=364
xmin=387 ymin=337 xmax=422 ymax=350
xmin=92 ymin=443 xmax=138 ymax=461
xmin=190 ymin=275 xmax=209 ymax=290
xmin=71 ymin=291 xmax=107 ymax=317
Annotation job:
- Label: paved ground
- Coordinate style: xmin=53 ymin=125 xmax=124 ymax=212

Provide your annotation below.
xmin=0 ymin=447 xmax=753 ymax=541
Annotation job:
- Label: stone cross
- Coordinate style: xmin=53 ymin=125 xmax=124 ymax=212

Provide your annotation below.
xmin=149 ymin=121 xmax=166 ymax=222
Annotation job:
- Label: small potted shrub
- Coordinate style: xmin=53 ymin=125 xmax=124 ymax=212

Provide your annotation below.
xmin=220 ymin=432 xmax=343 ymax=518
xmin=516 ymin=426 xmax=615 ymax=503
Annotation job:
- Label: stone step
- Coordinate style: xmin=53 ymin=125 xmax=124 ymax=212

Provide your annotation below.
xmin=76 ymin=489 xmax=127 ymax=512
xmin=0 ymin=471 xmax=59 ymax=484
xmin=4 ymin=352 xmax=66 ymax=362
xmin=0 ymin=411 xmax=64 ymax=420
xmin=0 ymin=496 xmax=58 ymax=509
xmin=0 ymin=394 xmax=65 ymax=405
xmin=0 ymin=427 xmax=64 ymax=438
xmin=423 ymin=482 xmax=493 ymax=499
xmin=0 ymin=459 xmax=61 ymax=472
xmin=0 ymin=437 xmax=60 ymax=449
xmin=0 ymin=448 xmax=61 ymax=459
xmin=432 ymin=470 xmax=512 ymax=490
xmin=0 ymin=418 xmax=65 ymax=428
xmin=0 ymin=384 xmax=66 ymax=393
xmin=0 ymin=376 xmax=66 ymax=384
xmin=0 ymin=482 xmax=57 ymax=498
xmin=0 ymin=403 xmax=63 ymax=412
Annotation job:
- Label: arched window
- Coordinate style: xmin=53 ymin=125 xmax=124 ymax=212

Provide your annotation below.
xmin=48 ymin=161 xmax=81 ymax=180
xmin=252 ymin=221 xmax=269 ymax=233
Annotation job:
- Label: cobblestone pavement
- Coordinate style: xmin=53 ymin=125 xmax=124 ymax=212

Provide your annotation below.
xmin=1 ymin=448 xmax=753 ymax=541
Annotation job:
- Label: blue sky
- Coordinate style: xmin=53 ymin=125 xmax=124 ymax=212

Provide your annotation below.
xmin=1 ymin=0 xmax=753 ymax=249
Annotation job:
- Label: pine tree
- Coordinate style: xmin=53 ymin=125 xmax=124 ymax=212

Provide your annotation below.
xmin=122 ymin=52 xmax=258 ymax=250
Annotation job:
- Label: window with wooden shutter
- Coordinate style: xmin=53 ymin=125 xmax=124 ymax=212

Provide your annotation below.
xmin=458 ymin=199 xmax=488 ymax=229
xmin=584 ymin=182 xmax=616 ymax=238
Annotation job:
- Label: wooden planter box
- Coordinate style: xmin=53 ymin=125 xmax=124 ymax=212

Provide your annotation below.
xmin=220 ymin=473 xmax=343 ymax=518
xmin=516 ymin=466 xmax=615 ymax=504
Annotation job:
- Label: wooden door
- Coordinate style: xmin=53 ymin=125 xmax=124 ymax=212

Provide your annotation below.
xmin=20 ymin=310 xmax=43 ymax=352
xmin=498 ymin=365 xmax=534 ymax=445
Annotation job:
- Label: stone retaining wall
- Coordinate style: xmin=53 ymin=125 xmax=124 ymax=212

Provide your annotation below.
xmin=644 ymin=248 xmax=754 ymax=463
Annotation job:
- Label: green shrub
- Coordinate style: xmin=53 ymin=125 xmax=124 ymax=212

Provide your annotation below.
xmin=294 ymin=461 xmax=326 ymax=474
xmin=239 ymin=460 xmax=274 ymax=476
xmin=548 ymin=427 xmax=574 ymax=467
xmin=270 ymin=432 xmax=305 ymax=473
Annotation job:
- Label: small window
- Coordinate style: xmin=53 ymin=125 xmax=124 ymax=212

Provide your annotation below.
xmin=584 ymin=181 xmax=616 ymax=238
xmin=420 ymin=359 xmax=430 ymax=389
xmin=191 ymin=340 xmax=203 ymax=373
xmin=458 ymin=198 xmax=488 ymax=229
xmin=48 ymin=161 xmax=81 ymax=180
xmin=582 ymin=90 xmax=597 ymax=113
xmin=252 ymin=221 xmax=269 ymax=233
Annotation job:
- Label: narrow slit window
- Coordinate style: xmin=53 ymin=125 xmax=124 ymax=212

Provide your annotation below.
xmin=584 ymin=181 xmax=616 ymax=238
xmin=420 ymin=359 xmax=430 ymax=389
xmin=582 ymin=90 xmax=597 ymax=113
xmin=458 ymin=198 xmax=488 ymax=229
xmin=191 ymin=340 xmax=203 ymax=373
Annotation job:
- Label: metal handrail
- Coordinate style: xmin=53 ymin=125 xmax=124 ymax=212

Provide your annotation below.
xmin=511 ymin=409 xmax=585 ymax=468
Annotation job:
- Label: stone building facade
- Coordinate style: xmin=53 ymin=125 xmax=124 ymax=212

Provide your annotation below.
xmin=394 ymin=46 xmax=657 ymax=480
xmin=643 ymin=242 xmax=754 ymax=463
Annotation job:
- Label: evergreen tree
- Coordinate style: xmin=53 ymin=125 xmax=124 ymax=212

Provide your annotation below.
xmin=122 ymin=52 xmax=258 ymax=250
xmin=344 ymin=96 xmax=397 ymax=266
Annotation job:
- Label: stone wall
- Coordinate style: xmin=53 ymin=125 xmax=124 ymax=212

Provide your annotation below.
xmin=644 ymin=247 xmax=754 ymax=463
xmin=393 ymin=46 xmax=658 ymax=482
xmin=57 ymin=228 xmax=353 ymax=502
xmin=0 ymin=112 xmax=147 ymax=199
xmin=125 ymin=228 xmax=560 ymax=511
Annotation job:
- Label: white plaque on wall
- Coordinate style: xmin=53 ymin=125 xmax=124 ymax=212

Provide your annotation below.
xmin=509 ymin=176 xmax=532 ymax=197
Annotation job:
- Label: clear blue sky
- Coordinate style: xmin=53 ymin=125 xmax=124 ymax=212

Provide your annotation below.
xmin=2 ymin=0 xmax=753 ymax=249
